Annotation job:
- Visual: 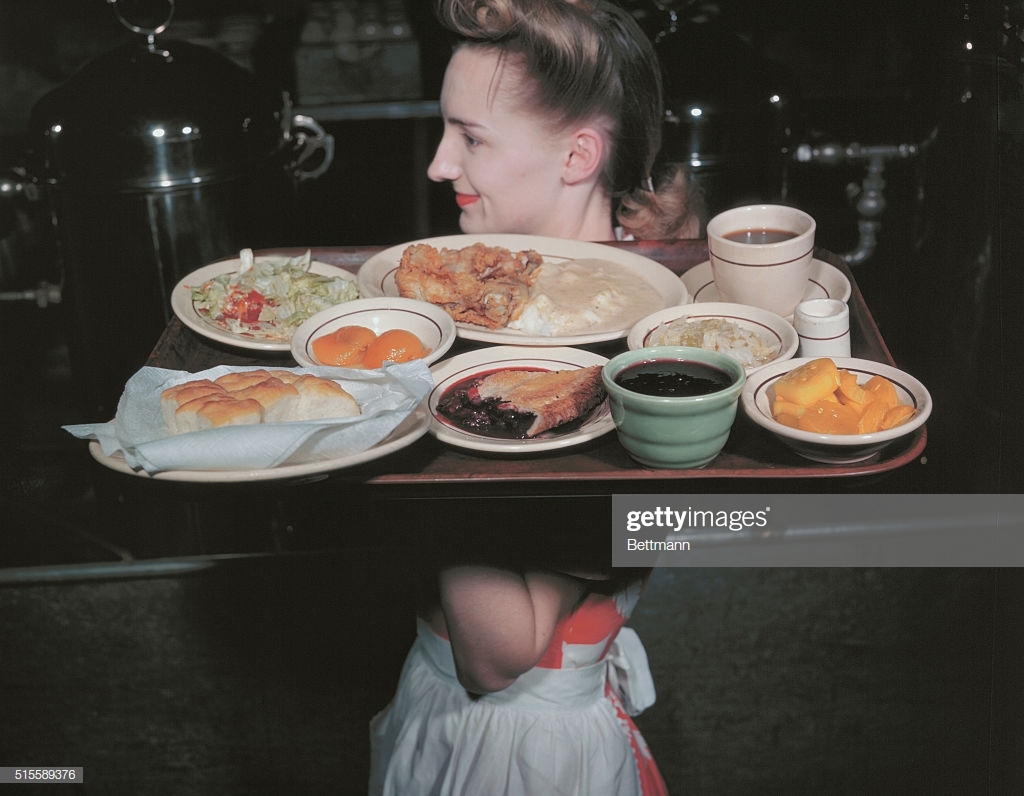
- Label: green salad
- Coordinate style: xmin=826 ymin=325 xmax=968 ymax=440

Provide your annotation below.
xmin=190 ymin=249 xmax=359 ymax=340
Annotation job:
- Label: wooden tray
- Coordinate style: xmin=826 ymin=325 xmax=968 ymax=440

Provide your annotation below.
xmin=145 ymin=241 xmax=926 ymax=492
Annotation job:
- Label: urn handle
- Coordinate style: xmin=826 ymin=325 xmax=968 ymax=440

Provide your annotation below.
xmin=290 ymin=114 xmax=335 ymax=183
xmin=106 ymin=0 xmax=175 ymax=52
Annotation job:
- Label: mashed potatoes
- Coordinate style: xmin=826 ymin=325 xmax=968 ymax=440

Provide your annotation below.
xmin=508 ymin=259 xmax=664 ymax=336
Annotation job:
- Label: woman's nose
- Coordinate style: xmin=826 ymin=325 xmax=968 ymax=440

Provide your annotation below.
xmin=427 ymin=135 xmax=460 ymax=182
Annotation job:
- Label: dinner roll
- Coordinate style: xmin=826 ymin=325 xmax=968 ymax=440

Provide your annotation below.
xmin=214 ymin=369 xmax=275 ymax=391
xmin=160 ymin=380 xmax=226 ymax=429
xmin=161 ymin=370 xmax=361 ymax=434
xmin=229 ymin=377 xmax=300 ymax=423
xmin=291 ymin=374 xmax=361 ymax=420
xmin=266 ymin=369 xmax=302 ymax=385
xmin=173 ymin=393 xmax=262 ymax=434
xmin=194 ymin=396 xmax=264 ymax=431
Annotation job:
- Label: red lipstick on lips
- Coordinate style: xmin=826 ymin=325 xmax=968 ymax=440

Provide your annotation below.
xmin=456 ymin=193 xmax=480 ymax=208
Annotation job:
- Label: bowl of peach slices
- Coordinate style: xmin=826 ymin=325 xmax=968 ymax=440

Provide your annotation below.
xmin=291 ymin=297 xmax=456 ymax=370
xmin=741 ymin=357 xmax=932 ymax=464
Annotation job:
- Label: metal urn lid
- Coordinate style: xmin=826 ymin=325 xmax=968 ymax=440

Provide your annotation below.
xmin=29 ymin=37 xmax=290 ymax=191
xmin=655 ymin=22 xmax=791 ymax=170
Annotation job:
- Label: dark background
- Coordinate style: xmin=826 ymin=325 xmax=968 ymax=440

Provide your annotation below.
xmin=1 ymin=1 xmax=1021 ymax=793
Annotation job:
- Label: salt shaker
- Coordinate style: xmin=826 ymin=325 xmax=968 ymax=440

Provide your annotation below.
xmin=794 ymin=298 xmax=851 ymax=358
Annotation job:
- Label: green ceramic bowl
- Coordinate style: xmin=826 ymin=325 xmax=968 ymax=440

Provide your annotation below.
xmin=602 ymin=346 xmax=746 ymax=469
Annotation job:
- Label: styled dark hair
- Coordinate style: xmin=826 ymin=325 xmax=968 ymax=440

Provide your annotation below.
xmin=435 ymin=0 xmax=701 ymax=238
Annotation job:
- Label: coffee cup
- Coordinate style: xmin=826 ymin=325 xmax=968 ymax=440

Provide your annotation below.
xmin=706 ymin=204 xmax=816 ymax=317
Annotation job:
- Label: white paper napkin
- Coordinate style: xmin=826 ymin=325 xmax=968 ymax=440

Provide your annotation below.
xmin=63 ymin=360 xmax=433 ymax=474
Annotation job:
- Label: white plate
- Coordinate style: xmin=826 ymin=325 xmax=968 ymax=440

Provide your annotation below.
xmin=87 ymin=406 xmax=430 ymax=483
xmin=428 ymin=346 xmax=614 ymax=454
xmin=626 ymin=302 xmax=798 ymax=373
xmin=171 ymin=257 xmax=359 ymax=352
xmin=681 ymin=259 xmax=851 ymax=308
xmin=357 ymin=233 xmax=688 ymax=346
xmin=291 ymin=297 xmax=457 ymax=369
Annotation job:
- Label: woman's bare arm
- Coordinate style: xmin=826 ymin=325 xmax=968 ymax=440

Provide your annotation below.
xmin=439 ymin=565 xmax=585 ymax=694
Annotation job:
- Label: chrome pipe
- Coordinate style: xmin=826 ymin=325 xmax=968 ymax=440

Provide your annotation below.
xmin=792 ymin=138 xmax=925 ymax=266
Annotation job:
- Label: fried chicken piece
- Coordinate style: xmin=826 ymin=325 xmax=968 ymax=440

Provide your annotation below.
xmin=395 ymin=243 xmax=542 ymax=329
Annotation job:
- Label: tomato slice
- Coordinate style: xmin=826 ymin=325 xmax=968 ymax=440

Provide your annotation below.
xmin=223 ymin=289 xmax=270 ymax=323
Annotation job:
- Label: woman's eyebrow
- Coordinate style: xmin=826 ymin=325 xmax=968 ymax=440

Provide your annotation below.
xmin=446 ymin=116 xmax=488 ymax=134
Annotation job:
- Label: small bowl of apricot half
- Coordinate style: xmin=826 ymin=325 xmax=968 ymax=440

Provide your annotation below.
xmin=291 ymin=297 xmax=456 ymax=370
xmin=740 ymin=356 xmax=932 ymax=464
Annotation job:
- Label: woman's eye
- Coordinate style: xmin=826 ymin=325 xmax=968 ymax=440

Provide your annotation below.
xmin=462 ymin=133 xmax=481 ymax=148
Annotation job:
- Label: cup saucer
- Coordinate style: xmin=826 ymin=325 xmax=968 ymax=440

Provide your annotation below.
xmin=681 ymin=259 xmax=851 ymax=312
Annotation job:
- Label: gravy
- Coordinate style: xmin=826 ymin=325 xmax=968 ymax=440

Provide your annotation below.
xmin=508 ymin=258 xmax=664 ymax=336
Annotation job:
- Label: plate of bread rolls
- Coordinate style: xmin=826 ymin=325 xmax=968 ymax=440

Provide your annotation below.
xmin=66 ymin=363 xmax=433 ymax=482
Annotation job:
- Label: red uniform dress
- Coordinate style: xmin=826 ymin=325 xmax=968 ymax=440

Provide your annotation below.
xmin=370 ymin=578 xmax=668 ymax=795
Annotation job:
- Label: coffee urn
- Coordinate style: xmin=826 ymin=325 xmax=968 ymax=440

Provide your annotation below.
xmin=24 ymin=20 xmax=334 ymax=420
xmin=648 ymin=10 xmax=795 ymax=225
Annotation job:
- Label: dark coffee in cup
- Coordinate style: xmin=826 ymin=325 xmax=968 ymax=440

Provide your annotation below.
xmin=724 ymin=228 xmax=798 ymax=244
xmin=614 ymin=359 xmax=734 ymax=397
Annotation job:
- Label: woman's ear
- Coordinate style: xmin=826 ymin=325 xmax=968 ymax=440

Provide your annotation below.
xmin=562 ymin=128 xmax=605 ymax=185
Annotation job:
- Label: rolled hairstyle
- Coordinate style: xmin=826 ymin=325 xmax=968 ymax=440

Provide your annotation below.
xmin=436 ymin=0 xmax=701 ymax=238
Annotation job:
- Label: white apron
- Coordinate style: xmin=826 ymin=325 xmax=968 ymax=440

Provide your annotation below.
xmin=369 ymin=619 xmax=660 ymax=796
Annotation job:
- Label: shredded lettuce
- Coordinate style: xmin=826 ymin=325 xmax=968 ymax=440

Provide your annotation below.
xmin=191 ymin=249 xmax=359 ymax=340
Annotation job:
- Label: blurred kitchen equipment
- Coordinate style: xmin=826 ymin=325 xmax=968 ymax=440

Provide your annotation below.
xmin=789 ymin=139 xmax=924 ymax=266
xmin=7 ymin=0 xmax=334 ymax=419
xmin=295 ymin=0 xmax=421 ymax=104
xmin=633 ymin=0 xmax=928 ymax=265
xmin=640 ymin=1 xmax=795 ymax=230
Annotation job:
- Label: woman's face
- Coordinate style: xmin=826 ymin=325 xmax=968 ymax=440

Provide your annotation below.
xmin=428 ymin=46 xmax=575 ymax=236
